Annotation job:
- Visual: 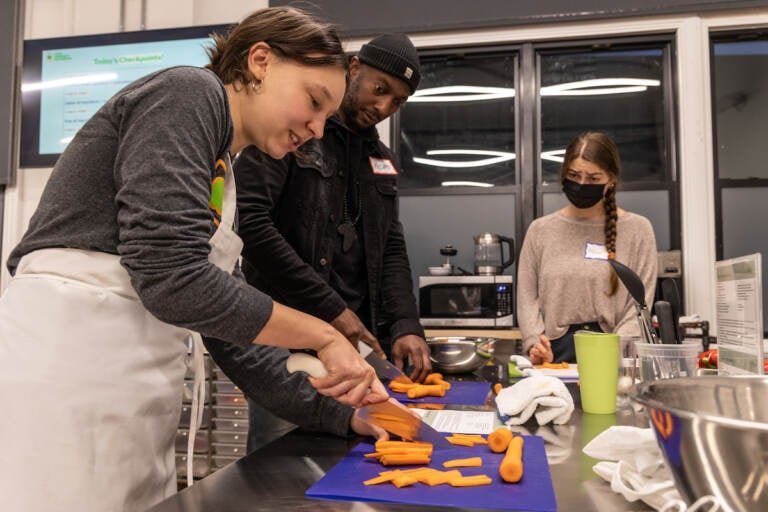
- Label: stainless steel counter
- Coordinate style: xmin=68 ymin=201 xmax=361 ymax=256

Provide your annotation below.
xmin=149 ymin=385 xmax=654 ymax=512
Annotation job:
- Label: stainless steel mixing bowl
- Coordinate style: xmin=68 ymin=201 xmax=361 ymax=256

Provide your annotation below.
xmin=629 ymin=376 xmax=768 ymax=512
xmin=426 ymin=337 xmax=491 ymax=374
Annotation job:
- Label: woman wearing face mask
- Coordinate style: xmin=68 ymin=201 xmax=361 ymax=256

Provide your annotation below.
xmin=516 ymin=132 xmax=657 ymax=364
xmin=0 ymin=7 xmax=388 ymax=511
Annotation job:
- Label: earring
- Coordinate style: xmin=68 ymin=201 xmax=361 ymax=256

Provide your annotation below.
xmin=250 ymin=79 xmax=263 ymax=92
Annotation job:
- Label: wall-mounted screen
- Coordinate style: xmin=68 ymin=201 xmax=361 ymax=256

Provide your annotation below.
xmin=20 ymin=24 xmax=229 ymax=168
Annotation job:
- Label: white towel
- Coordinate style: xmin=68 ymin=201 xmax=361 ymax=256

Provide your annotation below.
xmin=584 ymin=426 xmax=680 ymax=511
xmin=495 ymin=375 xmax=574 ymax=426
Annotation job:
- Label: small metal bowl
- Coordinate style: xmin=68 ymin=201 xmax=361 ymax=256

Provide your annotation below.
xmin=426 ymin=337 xmax=493 ymax=374
xmin=629 ymin=376 xmax=768 ymax=511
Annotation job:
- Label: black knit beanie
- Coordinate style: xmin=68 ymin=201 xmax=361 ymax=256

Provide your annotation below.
xmin=357 ymin=33 xmax=421 ymax=94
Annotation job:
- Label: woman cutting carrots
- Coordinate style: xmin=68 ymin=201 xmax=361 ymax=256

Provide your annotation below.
xmin=0 ymin=7 xmax=387 ymax=511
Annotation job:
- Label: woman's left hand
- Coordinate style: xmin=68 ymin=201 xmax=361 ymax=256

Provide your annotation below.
xmin=350 ymin=410 xmax=389 ymax=441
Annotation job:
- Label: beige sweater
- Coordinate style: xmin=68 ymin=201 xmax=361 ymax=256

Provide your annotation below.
xmin=516 ymin=210 xmax=658 ymax=354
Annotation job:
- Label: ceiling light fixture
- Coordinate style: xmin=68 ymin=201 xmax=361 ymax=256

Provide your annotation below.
xmin=413 ymin=149 xmax=516 ymax=168
xmin=541 ymin=78 xmax=660 ymax=96
xmin=409 ymin=85 xmax=515 ymax=103
xmin=22 ymin=72 xmax=119 ymax=92
xmin=408 ymin=78 xmax=660 ymax=103
xmin=541 ymin=149 xmax=566 ymax=163
xmin=441 ymin=181 xmax=494 ymax=188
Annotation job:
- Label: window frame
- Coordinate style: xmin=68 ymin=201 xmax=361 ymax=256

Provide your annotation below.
xmin=710 ymin=29 xmax=768 ymax=260
xmin=392 ymin=33 xmax=681 ymax=254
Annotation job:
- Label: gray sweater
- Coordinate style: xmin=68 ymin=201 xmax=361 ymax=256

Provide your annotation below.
xmin=9 ymin=66 xmax=355 ymax=436
xmin=516 ymin=210 xmax=658 ymax=354
xmin=9 ymin=66 xmax=272 ymax=346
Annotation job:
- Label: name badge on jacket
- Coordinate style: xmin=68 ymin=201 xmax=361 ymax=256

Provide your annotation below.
xmin=584 ymin=242 xmax=609 ymax=260
xmin=369 ymin=157 xmax=398 ymax=175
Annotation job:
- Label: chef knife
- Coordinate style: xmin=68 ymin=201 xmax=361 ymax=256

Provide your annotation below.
xmin=286 ymin=353 xmax=450 ymax=449
xmin=358 ymin=342 xmax=407 ymax=381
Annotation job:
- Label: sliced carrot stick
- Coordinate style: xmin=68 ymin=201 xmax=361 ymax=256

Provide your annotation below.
xmin=363 ymin=473 xmax=399 ymax=485
xmin=449 ymin=474 xmax=493 ymax=487
xmin=373 ymin=446 xmax=433 ymax=454
xmin=391 ymin=474 xmax=419 ymax=488
xmin=388 ymin=381 xmax=419 ymax=393
xmin=379 ymin=453 xmax=431 ymax=466
xmin=392 ymin=375 xmax=414 ymax=385
xmin=407 ymin=403 xmax=446 ymax=410
xmin=542 ymin=361 xmax=569 ymax=369
xmin=442 ymin=457 xmax=483 ymax=468
xmin=422 ymin=469 xmax=462 ymax=486
xmin=452 ymin=433 xmax=488 ymax=445
xmin=423 ymin=373 xmax=444 ymax=384
xmin=488 ymin=427 xmax=513 ymax=453
xmin=407 ymin=384 xmax=447 ymax=398
xmin=446 ymin=436 xmax=475 ymax=447
xmin=493 ymin=382 xmax=503 ymax=395
xmin=375 ymin=440 xmax=432 ymax=450
xmin=499 ymin=435 xmax=524 ymax=483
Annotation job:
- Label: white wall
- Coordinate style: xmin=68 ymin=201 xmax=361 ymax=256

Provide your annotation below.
xmin=4 ymin=1 xmax=768 ymax=330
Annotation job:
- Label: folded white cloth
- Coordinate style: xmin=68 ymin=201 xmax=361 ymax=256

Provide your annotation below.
xmin=495 ymin=375 xmax=574 ymax=426
xmin=583 ymin=426 xmax=681 ymax=510
xmin=509 ymin=355 xmax=533 ymax=369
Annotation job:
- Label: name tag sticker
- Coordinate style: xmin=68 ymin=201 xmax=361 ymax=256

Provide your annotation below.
xmin=369 ymin=157 xmax=398 ymax=175
xmin=585 ymin=242 xmax=609 ymax=261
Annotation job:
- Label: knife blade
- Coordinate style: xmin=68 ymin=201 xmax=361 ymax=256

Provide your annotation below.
xmin=286 ymin=353 xmax=449 ymax=449
xmin=358 ymin=341 xmax=407 ymax=381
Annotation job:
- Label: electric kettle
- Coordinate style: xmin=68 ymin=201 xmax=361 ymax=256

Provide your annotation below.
xmin=473 ymin=233 xmax=515 ymax=275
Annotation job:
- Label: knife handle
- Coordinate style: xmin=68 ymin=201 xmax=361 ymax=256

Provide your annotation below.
xmin=655 ymin=301 xmax=678 ymax=344
xmin=286 ymin=353 xmax=328 ymax=378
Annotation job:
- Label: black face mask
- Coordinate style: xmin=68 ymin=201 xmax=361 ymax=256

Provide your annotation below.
xmin=562 ymin=179 xmax=606 ymax=209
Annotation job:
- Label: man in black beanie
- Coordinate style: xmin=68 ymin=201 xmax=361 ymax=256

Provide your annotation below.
xmin=203 ymin=34 xmax=432 ymax=451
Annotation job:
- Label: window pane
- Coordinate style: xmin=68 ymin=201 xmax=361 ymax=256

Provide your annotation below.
xmin=722 ymin=187 xmax=768 ymax=331
xmin=399 ymin=53 xmax=516 ymax=190
xmin=712 ymin=39 xmax=768 ymax=179
xmin=539 ymin=47 xmax=668 ymax=184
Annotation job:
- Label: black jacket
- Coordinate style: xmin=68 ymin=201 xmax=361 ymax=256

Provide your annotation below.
xmin=234 ymin=116 xmax=424 ymax=345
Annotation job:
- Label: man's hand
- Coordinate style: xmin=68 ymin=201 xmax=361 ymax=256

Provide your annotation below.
xmin=391 ymin=334 xmax=432 ymax=383
xmin=528 ymin=334 xmax=553 ymax=364
xmin=331 ymin=308 xmax=386 ymax=360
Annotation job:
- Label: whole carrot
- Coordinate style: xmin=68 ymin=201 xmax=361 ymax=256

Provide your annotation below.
xmin=487 ymin=427 xmax=513 ymax=453
xmin=499 ymin=435 xmax=524 ymax=483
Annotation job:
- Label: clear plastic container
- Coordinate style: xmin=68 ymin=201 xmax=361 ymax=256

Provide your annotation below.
xmin=635 ymin=342 xmax=700 ymax=381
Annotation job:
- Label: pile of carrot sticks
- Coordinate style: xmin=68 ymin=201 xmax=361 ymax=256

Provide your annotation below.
xmin=388 ymin=372 xmax=451 ymax=398
xmin=362 ymin=427 xmax=524 ymax=488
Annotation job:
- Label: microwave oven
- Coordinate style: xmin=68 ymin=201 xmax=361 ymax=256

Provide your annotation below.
xmin=418 ymin=275 xmax=514 ymax=328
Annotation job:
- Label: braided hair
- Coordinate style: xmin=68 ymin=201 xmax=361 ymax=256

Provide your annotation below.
xmin=561 ymin=132 xmax=621 ymax=295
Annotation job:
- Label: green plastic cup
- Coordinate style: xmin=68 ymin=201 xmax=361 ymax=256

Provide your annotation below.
xmin=574 ymin=332 xmax=620 ymax=414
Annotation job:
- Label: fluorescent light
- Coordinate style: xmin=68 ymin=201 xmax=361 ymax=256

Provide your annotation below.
xmin=410 ymin=85 xmax=515 ymax=103
xmin=542 ymin=78 xmax=660 ymax=96
xmin=441 ymin=181 xmax=494 ymax=188
xmin=414 ymin=149 xmax=516 ymax=168
xmin=541 ymin=149 xmax=566 ymax=163
xmin=22 ymin=72 xmax=119 ymax=92
xmin=407 ymin=78 xmax=660 ymax=103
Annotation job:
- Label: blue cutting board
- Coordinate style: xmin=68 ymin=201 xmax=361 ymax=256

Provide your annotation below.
xmin=306 ymin=436 xmax=557 ymax=512
xmin=389 ymin=380 xmax=491 ymax=405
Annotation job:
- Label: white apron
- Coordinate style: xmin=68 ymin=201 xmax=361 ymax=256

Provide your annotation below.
xmin=0 ymin=155 xmax=243 ymax=512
